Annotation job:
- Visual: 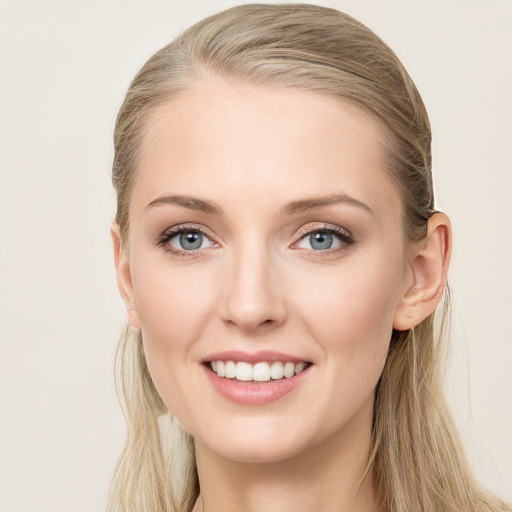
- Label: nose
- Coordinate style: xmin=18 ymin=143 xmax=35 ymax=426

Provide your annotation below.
xmin=220 ymin=243 xmax=287 ymax=333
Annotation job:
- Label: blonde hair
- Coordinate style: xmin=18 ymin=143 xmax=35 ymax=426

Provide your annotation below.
xmin=109 ymin=4 xmax=510 ymax=512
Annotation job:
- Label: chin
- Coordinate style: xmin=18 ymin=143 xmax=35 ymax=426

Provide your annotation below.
xmin=193 ymin=420 xmax=319 ymax=464
xmin=210 ymin=440 xmax=304 ymax=464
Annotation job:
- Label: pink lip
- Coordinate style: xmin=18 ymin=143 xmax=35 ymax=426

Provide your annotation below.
xmin=203 ymin=350 xmax=309 ymax=364
xmin=201 ymin=362 xmax=312 ymax=406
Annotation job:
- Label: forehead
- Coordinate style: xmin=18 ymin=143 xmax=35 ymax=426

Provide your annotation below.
xmin=131 ymin=80 xmax=400 ymax=219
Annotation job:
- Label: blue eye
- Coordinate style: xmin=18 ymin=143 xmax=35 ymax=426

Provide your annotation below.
xmin=169 ymin=230 xmax=212 ymax=251
xmin=158 ymin=226 xmax=215 ymax=254
xmin=177 ymin=231 xmax=204 ymax=250
xmin=309 ymin=232 xmax=334 ymax=250
xmin=295 ymin=227 xmax=353 ymax=252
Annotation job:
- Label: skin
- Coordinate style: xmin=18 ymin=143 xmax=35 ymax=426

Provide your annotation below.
xmin=112 ymin=79 xmax=451 ymax=512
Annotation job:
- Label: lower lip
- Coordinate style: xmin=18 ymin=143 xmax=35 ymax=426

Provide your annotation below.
xmin=202 ymin=365 xmax=311 ymax=405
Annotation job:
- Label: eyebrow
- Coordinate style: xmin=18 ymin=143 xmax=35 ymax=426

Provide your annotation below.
xmin=147 ymin=194 xmax=223 ymax=214
xmin=280 ymin=193 xmax=375 ymax=217
xmin=146 ymin=193 xmax=374 ymax=216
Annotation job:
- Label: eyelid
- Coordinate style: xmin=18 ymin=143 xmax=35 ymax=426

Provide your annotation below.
xmin=158 ymin=223 xmax=216 ymax=241
xmin=294 ymin=222 xmax=353 ymax=241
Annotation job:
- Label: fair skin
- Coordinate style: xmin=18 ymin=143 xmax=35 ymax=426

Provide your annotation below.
xmin=112 ymin=79 xmax=450 ymax=512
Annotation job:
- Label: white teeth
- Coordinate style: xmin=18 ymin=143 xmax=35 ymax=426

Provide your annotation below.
xmin=253 ymin=362 xmax=271 ymax=382
xmin=283 ymin=362 xmax=295 ymax=378
xmin=295 ymin=362 xmax=306 ymax=375
xmin=236 ymin=362 xmax=253 ymax=381
xmin=270 ymin=361 xmax=284 ymax=379
xmin=210 ymin=360 xmax=309 ymax=381
xmin=225 ymin=360 xmax=236 ymax=379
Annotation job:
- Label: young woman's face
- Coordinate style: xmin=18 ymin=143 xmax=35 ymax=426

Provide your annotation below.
xmin=120 ymin=81 xmax=413 ymax=463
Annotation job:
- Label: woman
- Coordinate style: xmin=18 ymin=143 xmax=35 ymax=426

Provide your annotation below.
xmin=108 ymin=4 xmax=510 ymax=512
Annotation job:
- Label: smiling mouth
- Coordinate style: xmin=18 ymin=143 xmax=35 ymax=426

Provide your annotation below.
xmin=208 ymin=360 xmax=312 ymax=382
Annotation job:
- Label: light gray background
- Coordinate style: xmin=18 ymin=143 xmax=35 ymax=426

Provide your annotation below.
xmin=1 ymin=1 xmax=511 ymax=511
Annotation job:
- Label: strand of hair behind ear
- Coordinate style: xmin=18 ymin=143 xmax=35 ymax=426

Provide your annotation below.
xmin=106 ymin=327 xmax=198 ymax=512
xmin=373 ymin=289 xmax=510 ymax=512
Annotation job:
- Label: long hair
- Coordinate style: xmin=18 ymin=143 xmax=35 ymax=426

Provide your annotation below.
xmin=108 ymin=5 xmax=510 ymax=511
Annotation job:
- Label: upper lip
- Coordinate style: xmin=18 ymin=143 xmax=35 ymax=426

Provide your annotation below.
xmin=202 ymin=350 xmax=310 ymax=364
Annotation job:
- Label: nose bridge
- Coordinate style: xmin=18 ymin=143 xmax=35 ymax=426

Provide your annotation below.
xmin=221 ymin=234 xmax=286 ymax=332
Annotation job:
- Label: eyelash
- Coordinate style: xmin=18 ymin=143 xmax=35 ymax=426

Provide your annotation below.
xmin=156 ymin=223 xmax=355 ymax=258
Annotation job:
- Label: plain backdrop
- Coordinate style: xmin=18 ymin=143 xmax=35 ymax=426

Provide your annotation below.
xmin=0 ymin=1 xmax=511 ymax=511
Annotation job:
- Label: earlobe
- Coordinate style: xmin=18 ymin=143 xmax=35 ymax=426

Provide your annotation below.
xmin=393 ymin=213 xmax=452 ymax=331
xmin=111 ymin=222 xmax=141 ymax=330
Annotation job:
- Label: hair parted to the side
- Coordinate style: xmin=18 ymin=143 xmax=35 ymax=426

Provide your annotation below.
xmin=109 ymin=4 xmax=511 ymax=512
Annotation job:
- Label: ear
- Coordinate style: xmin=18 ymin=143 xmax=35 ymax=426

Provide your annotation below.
xmin=111 ymin=222 xmax=141 ymax=330
xmin=393 ymin=213 xmax=452 ymax=331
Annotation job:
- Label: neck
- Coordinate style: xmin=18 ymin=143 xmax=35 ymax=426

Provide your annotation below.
xmin=193 ymin=401 xmax=380 ymax=512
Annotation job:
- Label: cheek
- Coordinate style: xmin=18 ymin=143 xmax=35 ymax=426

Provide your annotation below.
xmin=134 ymin=258 xmax=216 ymax=339
xmin=303 ymin=256 xmax=402 ymax=321
xmin=297 ymin=251 xmax=405 ymax=381
xmin=130 ymin=258 xmax=219 ymax=408
xmin=284 ymin=257 xmax=405 ymax=441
